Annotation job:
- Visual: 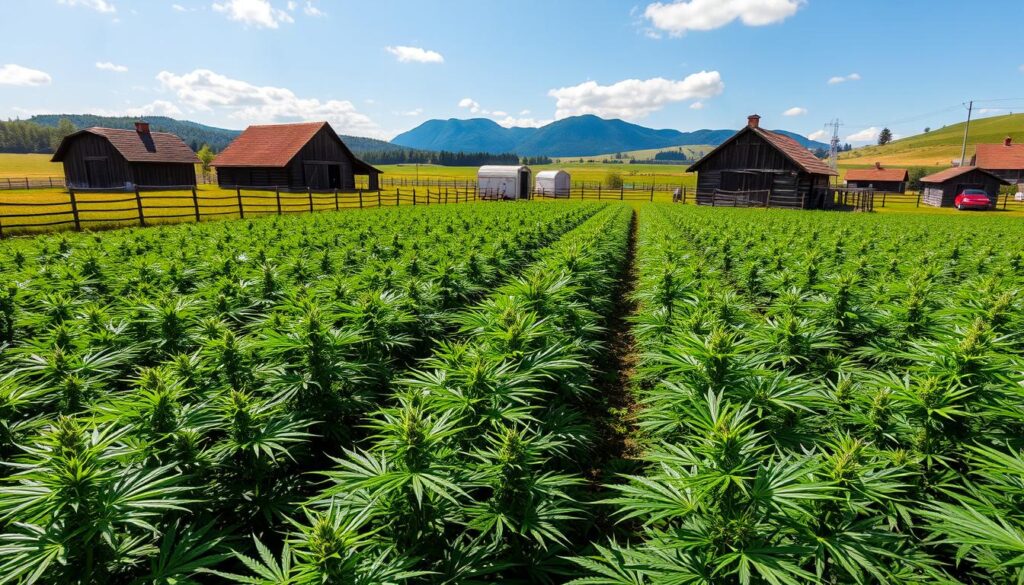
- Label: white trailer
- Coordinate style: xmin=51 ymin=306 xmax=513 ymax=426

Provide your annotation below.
xmin=534 ymin=170 xmax=571 ymax=198
xmin=477 ymin=165 xmax=532 ymax=200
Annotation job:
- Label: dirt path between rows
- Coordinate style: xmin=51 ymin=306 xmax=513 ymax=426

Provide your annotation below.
xmin=588 ymin=208 xmax=642 ymax=485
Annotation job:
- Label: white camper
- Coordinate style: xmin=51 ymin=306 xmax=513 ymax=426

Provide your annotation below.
xmin=477 ymin=165 xmax=532 ymax=200
xmin=534 ymin=170 xmax=571 ymax=198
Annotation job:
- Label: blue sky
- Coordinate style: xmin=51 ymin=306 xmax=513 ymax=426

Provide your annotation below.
xmin=2 ymin=0 xmax=1023 ymax=143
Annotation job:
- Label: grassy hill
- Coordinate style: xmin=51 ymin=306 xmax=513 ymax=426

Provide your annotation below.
xmin=841 ymin=112 xmax=1024 ymax=167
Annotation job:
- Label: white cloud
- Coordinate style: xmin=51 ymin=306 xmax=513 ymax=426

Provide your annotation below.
xmin=97 ymin=99 xmax=183 ymax=117
xmin=303 ymin=1 xmax=323 ymax=16
xmin=519 ymin=109 xmax=530 ymax=115
xmin=828 ymin=72 xmax=861 ymax=85
xmin=96 ymin=61 xmax=128 ymax=73
xmin=57 ymin=0 xmax=116 ymax=13
xmin=211 ymin=0 xmax=293 ymax=28
xmin=0 ymin=64 xmax=53 ymax=87
xmin=690 ymin=101 xmax=705 ymax=110
xmin=155 ymin=68 xmax=385 ymax=138
xmin=458 ymin=97 xmax=484 ymax=114
xmin=491 ymin=110 xmax=508 ymax=117
xmin=495 ymin=116 xmax=552 ymax=128
xmin=644 ymin=0 xmax=802 ymax=35
xmin=978 ymin=108 xmax=1005 ymax=115
xmin=394 ymin=108 xmax=423 ymax=117
xmin=286 ymin=0 xmax=296 ymax=9
xmin=846 ymin=126 xmax=880 ymax=143
xmin=385 ymin=45 xmax=444 ymax=64
xmin=548 ymin=71 xmax=723 ymax=120
xmin=172 ymin=4 xmax=188 ymax=10
xmin=807 ymin=129 xmax=828 ymax=141
xmin=782 ymin=106 xmax=806 ymax=116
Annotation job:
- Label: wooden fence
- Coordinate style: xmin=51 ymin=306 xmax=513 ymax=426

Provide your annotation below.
xmin=0 ymin=184 xmax=483 ymax=238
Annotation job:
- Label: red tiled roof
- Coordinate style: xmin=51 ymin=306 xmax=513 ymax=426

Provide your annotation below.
xmin=754 ymin=128 xmax=839 ymax=176
xmin=975 ymin=143 xmax=1024 ymax=170
xmin=212 ymin=122 xmax=327 ymax=168
xmin=51 ymin=127 xmax=200 ymax=164
xmin=845 ymin=167 xmax=908 ymax=182
xmin=920 ymin=165 xmax=1007 ymax=184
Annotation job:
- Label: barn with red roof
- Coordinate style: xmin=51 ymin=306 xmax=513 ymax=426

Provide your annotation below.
xmin=688 ymin=115 xmax=839 ymax=209
xmin=972 ymin=137 xmax=1024 ymax=185
xmin=845 ymin=162 xmax=908 ymax=193
xmin=52 ymin=122 xmax=200 ymax=190
xmin=212 ymin=121 xmax=380 ymax=191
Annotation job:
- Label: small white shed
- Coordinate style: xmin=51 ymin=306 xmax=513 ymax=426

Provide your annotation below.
xmin=478 ymin=165 xmax=532 ymax=200
xmin=534 ymin=170 xmax=571 ymax=198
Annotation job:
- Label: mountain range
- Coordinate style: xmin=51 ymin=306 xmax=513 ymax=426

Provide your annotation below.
xmin=392 ymin=114 xmax=830 ymax=157
xmin=24 ymin=113 xmax=829 ymax=159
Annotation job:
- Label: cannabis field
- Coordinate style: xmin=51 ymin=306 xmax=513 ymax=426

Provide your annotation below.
xmin=1 ymin=201 xmax=1023 ymax=584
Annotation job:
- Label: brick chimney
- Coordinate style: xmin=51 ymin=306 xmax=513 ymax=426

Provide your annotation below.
xmin=135 ymin=121 xmax=150 ymax=135
xmin=1005 ymin=136 xmax=1013 ymax=146
xmin=875 ymin=161 xmax=882 ymax=170
xmin=747 ymin=114 xmax=761 ymax=129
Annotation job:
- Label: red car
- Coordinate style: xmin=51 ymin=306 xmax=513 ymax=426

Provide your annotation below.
xmin=955 ymin=189 xmax=994 ymax=210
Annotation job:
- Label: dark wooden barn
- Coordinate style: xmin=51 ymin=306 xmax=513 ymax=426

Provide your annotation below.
xmin=845 ymin=162 xmax=908 ymax=193
xmin=972 ymin=137 xmax=1024 ymax=185
xmin=212 ymin=122 xmax=380 ymax=191
xmin=919 ymin=166 xmax=1008 ymax=207
xmin=688 ymin=115 xmax=838 ymax=209
xmin=52 ymin=122 xmax=199 ymax=190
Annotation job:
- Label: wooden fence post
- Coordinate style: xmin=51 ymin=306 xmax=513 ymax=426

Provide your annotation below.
xmin=68 ymin=188 xmax=81 ymax=231
xmin=377 ymin=189 xmax=382 ymax=207
xmin=682 ymin=186 xmax=687 ymax=204
xmin=881 ymin=191 xmax=887 ymax=207
xmin=765 ymin=189 xmax=772 ymax=208
xmin=413 ymin=189 xmax=417 ymax=206
xmin=445 ymin=187 xmax=449 ymax=204
xmin=307 ymin=188 xmax=314 ymax=213
xmin=236 ymin=187 xmax=245 ymax=219
xmin=192 ymin=186 xmax=200 ymax=222
xmin=276 ymin=188 xmax=282 ymax=215
xmin=712 ymin=190 xmax=717 ymax=207
xmin=134 ymin=186 xmax=146 ymax=227
xmin=620 ymin=184 xmax=624 ymax=200
xmin=916 ymin=191 xmax=921 ymax=207
xmin=598 ymin=184 xmax=602 ymax=200
xmin=358 ymin=189 xmax=363 ymax=209
xmin=335 ymin=189 xmax=341 ymax=211
xmin=397 ymin=188 xmax=401 ymax=206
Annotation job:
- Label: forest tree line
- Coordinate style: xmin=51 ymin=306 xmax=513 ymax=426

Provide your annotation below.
xmin=0 ymin=119 xmax=77 ymax=153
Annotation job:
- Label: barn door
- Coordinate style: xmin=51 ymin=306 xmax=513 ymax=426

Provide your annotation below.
xmin=328 ymin=165 xmax=341 ymax=189
xmin=85 ymin=157 xmax=113 ymax=188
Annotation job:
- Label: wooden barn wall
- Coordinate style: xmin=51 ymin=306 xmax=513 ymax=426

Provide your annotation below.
xmin=216 ymin=167 xmax=289 ymax=188
xmin=286 ymin=126 xmax=356 ymax=189
xmin=695 ymin=131 xmax=807 ymax=200
xmin=846 ymin=180 xmax=905 ymax=193
xmin=61 ymin=133 xmax=130 ymax=189
xmin=985 ymin=168 xmax=1024 ymax=185
xmin=130 ymin=162 xmax=197 ymax=187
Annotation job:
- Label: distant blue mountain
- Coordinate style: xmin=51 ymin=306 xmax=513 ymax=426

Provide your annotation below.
xmin=392 ymin=114 xmax=829 ymax=157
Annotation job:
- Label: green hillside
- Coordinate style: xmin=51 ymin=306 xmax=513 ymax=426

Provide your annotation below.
xmin=842 ymin=112 xmax=1024 ymax=167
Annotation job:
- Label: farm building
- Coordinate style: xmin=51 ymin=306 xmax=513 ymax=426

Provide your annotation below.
xmin=51 ymin=122 xmax=199 ymax=190
xmin=919 ymin=166 xmax=1008 ymax=207
xmin=212 ymin=122 xmax=380 ymax=191
xmin=478 ymin=165 xmax=532 ymax=200
xmin=534 ymin=170 xmax=571 ymax=197
xmin=845 ymin=162 xmax=908 ymax=192
xmin=688 ymin=115 xmax=838 ymax=209
xmin=972 ymin=137 xmax=1024 ymax=185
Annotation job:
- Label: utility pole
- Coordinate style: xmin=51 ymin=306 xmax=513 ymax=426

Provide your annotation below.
xmin=826 ymin=118 xmax=843 ymax=185
xmin=958 ymin=100 xmax=973 ymax=167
